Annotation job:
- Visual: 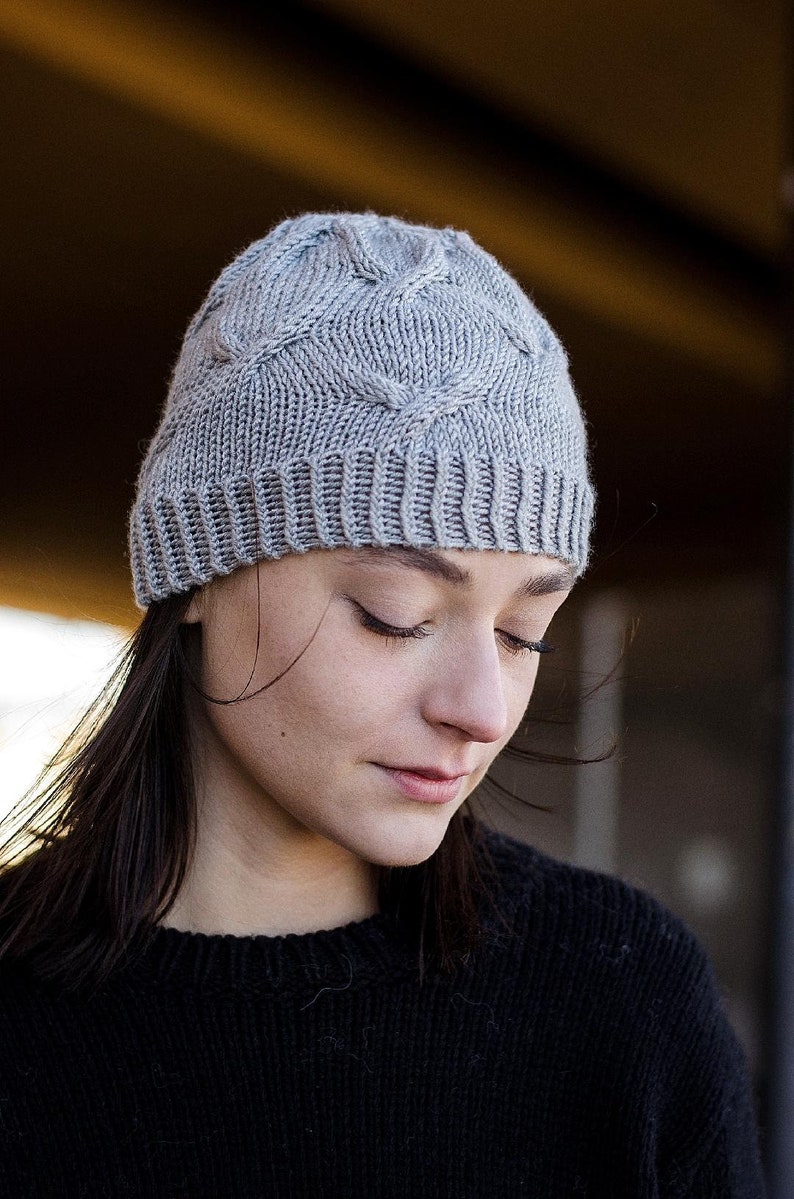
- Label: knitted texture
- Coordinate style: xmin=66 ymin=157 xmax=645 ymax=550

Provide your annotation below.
xmin=0 ymin=828 xmax=765 ymax=1196
xmin=129 ymin=212 xmax=594 ymax=607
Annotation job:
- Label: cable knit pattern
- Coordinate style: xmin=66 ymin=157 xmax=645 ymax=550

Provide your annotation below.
xmin=0 ymin=828 xmax=765 ymax=1196
xmin=129 ymin=213 xmax=594 ymax=607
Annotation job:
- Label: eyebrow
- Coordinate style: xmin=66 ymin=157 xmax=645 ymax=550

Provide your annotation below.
xmin=338 ymin=546 xmax=576 ymax=598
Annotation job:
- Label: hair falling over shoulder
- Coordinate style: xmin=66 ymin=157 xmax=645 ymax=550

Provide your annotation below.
xmin=0 ymin=592 xmax=196 ymax=993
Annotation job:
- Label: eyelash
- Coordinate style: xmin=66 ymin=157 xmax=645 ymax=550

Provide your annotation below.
xmin=354 ymin=605 xmax=555 ymax=657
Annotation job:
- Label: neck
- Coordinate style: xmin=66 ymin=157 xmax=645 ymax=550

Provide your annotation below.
xmin=161 ymin=806 xmax=380 ymax=937
xmin=161 ymin=729 xmax=380 ymax=938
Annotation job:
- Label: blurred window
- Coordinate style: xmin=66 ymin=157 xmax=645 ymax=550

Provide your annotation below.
xmin=0 ymin=607 xmax=126 ymax=823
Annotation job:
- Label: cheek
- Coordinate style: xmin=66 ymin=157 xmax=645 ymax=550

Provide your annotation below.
xmin=202 ymin=617 xmax=414 ymax=775
xmin=275 ymin=636 xmax=415 ymax=750
xmin=507 ymin=654 xmax=542 ymax=731
xmin=198 ymin=611 xmax=259 ymax=703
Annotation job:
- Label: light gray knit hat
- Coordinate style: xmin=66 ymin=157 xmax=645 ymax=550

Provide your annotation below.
xmin=129 ymin=211 xmax=594 ymax=607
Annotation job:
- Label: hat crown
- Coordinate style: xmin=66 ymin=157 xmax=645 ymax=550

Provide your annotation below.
xmin=129 ymin=212 xmax=594 ymax=607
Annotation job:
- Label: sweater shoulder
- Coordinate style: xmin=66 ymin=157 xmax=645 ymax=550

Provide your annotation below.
xmin=476 ymin=822 xmax=714 ymax=992
xmin=479 ymin=820 xmax=689 ymax=930
xmin=475 ymin=824 xmax=764 ymax=1195
xmin=475 ymin=822 xmax=751 ymax=1103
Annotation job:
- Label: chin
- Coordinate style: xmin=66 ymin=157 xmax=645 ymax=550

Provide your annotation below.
xmin=344 ymin=811 xmax=456 ymax=869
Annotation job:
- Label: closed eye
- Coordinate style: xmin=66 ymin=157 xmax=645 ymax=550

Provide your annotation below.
xmin=500 ymin=632 xmax=556 ymax=657
xmin=355 ymin=605 xmax=429 ymax=645
xmin=352 ymin=603 xmax=555 ymax=657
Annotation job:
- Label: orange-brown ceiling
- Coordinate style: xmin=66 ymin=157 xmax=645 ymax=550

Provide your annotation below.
xmin=306 ymin=0 xmax=787 ymax=256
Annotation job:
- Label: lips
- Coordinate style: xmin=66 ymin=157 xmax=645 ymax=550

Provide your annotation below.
xmin=381 ymin=765 xmax=468 ymax=781
xmin=376 ymin=765 xmax=467 ymax=805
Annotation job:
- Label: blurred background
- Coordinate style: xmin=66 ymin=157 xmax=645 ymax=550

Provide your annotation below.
xmin=0 ymin=0 xmax=789 ymax=1184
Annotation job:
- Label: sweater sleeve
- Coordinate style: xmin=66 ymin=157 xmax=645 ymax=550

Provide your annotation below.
xmin=655 ymin=927 xmax=767 ymax=1198
xmin=682 ymin=1077 xmax=767 ymax=1199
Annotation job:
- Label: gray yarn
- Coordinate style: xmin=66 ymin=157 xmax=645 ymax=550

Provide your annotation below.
xmin=129 ymin=211 xmax=594 ymax=607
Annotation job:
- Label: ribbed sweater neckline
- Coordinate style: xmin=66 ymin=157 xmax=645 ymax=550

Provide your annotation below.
xmin=122 ymin=909 xmax=420 ymax=999
xmin=106 ymin=825 xmax=517 ymax=1000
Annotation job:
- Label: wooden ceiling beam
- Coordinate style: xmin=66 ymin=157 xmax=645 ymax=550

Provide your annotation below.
xmin=309 ymin=0 xmax=785 ymax=256
xmin=0 ymin=0 xmax=782 ymax=395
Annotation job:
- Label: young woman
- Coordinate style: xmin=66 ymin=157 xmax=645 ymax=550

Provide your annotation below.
xmin=0 ymin=212 xmax=765 ymax=1196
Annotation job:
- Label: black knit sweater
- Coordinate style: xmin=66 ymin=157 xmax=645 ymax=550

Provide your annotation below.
xmin=0 ymin=828 xmax=765 ymax=1197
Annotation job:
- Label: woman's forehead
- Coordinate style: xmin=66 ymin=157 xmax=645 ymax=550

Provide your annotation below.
xmin=199 ymin=547 xmax=575 ymax=623
xmin=332 ymin=546 xmax=576 ymax=597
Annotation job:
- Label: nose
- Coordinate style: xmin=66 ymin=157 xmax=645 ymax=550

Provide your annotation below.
xmin=420 ymin=632 xmax=512 ymax=745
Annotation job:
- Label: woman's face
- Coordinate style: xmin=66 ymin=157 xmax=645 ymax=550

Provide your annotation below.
xmin=187 ymin=546 xmax=573 ymax=867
